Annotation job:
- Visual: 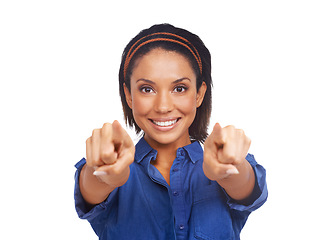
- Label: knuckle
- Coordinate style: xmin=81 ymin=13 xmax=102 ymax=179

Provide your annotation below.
xmin=92 ymin=128 xmax=101 ymax=136
xmin=100 ymin=151 xmax=110 ymax=160
xmin=91 ymin=152 xmax=102 ymax=166
xmin=100 ymin=151 xmax=116 ymax=162
xmin=204 ymin=136 xmax=211 ymax=145
xmin=226 ymin=125 xmax=235 ymax=130
xmin=203 ymin=152 xmax=212 ymax=162
xmin=211 ymin=165 xmax=222 ymax=179
xmin=102 ymin=122 xmax=112 ymax=133
xmin=87 ymin=157 xmax=98 ymax=167
xmin=126 ymin=152 xmax=135 ymax=164
xmin=237 ymin=128 xmax=245 ymax=135
xmin=92 ymin=157 xmax=101 ymax=167
xmin=85 ymin=159 xmax=93 ymax=167
xmin=102 ymin=122 xmax=111 ymax=128
xmin=111 ymin=165 xmax=122 ymax=176
xmin=224 ymin=153 xmax=236 ymax=162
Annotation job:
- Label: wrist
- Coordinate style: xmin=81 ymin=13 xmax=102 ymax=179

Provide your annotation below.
xmin=216 ymin=159 xmax=255 ymax=200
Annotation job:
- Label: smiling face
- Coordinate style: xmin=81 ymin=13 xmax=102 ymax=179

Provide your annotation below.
xmin=124 ymin=48 xmax=206 ymax=149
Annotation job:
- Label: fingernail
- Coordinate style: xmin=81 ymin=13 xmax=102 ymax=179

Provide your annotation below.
xmin=226 ymin=168 xmax=239 ymax=175
xmin=93 ymin=171 xmax=107 ymax=176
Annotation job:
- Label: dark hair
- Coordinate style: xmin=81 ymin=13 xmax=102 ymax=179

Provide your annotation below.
xmin=119 ymin=23 xmax=212 ymax=143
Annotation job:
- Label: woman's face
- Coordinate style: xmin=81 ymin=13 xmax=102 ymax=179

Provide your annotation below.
xmin=124 ymin=48 xmax=206 ymax=148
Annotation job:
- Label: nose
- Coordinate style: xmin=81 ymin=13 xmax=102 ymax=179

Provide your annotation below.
xmin=154 ymin=91 xmax=174 ymax=113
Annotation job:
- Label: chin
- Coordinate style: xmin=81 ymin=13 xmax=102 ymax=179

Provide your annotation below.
xmin=144 ymin=130 xmax=190 ymax=147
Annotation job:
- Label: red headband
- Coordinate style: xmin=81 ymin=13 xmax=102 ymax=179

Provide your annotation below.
xmin=123 ymin=32 xmax=202 ymax=80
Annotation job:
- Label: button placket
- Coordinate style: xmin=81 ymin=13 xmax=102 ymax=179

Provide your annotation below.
xmin=170 ymin=149 xmax=188 ymax=235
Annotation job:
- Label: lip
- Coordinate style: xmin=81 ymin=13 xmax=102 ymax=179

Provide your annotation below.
xmin=149 ymin=117 xmax=181 ymax=131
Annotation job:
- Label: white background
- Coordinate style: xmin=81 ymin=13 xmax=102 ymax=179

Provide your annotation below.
xmin=1 ymin=0 xmax=329 ymax=239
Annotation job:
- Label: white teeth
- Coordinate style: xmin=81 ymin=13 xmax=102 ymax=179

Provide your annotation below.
xmin=153 ymin=119 xmax=178 ymax=127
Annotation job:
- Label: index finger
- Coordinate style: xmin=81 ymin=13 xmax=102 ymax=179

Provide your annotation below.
xmin=112 ymin=120 xmax=134 ymax=148
xmin=206 ymin=123 xmax=226 ymax=150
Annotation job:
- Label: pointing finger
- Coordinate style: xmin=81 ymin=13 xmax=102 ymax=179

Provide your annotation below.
xmin=100 ymin=122 xmax=117 ymax=165
xmin=212 ymin=123 xmax=226 ymax=146
xmin=112 ymin=120 xmax=134 ymax=149
xmin=205 ymin=123 xmax=225 ymax=151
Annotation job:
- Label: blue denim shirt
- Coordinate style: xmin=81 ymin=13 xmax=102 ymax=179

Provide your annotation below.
xmin=74 ymin=137 xmax=267 ymax=240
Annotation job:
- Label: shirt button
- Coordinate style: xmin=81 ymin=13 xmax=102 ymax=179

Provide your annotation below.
xmin=173 ymin=191 xmax=179 ymax=196
xmin=173 ymin=168 xmax=179 ymax=172
xmin=179 ymin=224 xmax=185 ymax=230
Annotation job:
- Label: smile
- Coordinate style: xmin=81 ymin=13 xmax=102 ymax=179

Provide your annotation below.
xmin=151 ymin=118 xmax=179 ymax=127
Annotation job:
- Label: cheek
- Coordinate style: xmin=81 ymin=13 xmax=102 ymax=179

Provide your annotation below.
xmin=177 ymin=95 xmax=197 ymax=115
xmin=131 ymin=95 xmax=153 ymax=116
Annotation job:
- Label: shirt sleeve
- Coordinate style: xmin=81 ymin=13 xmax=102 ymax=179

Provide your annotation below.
xmin=225 ymin=153 xmax=268 ymax=212
xmin=74 ymin=158 xmax=119 ymax=222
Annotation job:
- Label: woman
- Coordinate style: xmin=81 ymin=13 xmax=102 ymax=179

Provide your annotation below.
xmin=74 ymin=23 xmax=267 ymax=240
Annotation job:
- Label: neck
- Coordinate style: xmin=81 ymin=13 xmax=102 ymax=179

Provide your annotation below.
xmin=144 ymin=135 xmax=191 ymax=168
xmin=145 ymin=136 xmax=191 ymax=186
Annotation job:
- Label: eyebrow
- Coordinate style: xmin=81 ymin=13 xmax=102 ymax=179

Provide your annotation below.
xmin=136 ymin=77 xmax=191 ymax=84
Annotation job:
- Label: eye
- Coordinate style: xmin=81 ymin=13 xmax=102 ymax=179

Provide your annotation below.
xmin=173 ymin=85 xmax=188 ymax=93
xmin=140 ymin=86 xmax=155 ymax=93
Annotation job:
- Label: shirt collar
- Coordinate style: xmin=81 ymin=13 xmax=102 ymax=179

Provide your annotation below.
xmin=134 ymin=137 xmax=203 ymax=164
xmin=182 ymin=140 xmax=203 ymax=163
xmin=134 ymin=137 xmax=155 ymax=163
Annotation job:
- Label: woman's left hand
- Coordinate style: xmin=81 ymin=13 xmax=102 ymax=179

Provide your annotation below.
xmin=203 ymin=123 xmax=251 ymax=181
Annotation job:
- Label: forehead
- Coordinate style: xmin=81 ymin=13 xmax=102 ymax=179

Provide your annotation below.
xmin=131 ymin=48 xmax=196 ymax=81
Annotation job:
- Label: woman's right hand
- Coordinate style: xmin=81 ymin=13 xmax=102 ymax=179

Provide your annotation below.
xmin=85 ymin=120 xmax=135 ymax=189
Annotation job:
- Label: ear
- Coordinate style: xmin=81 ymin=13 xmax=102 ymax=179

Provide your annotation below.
xmin=123 ymin=84 xmax=132 ymax=109
xmin=196 ymin=81 xmax=207 ymax=108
